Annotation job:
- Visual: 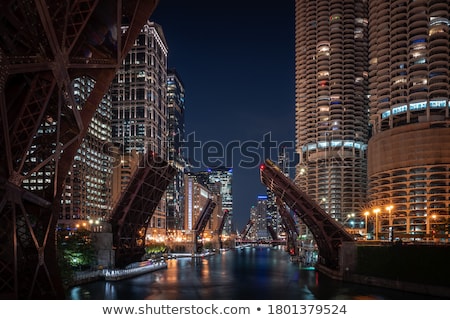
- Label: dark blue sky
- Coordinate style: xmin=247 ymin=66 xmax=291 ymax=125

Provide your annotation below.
xmin=151 ymin=0 xmax=296 ymax=231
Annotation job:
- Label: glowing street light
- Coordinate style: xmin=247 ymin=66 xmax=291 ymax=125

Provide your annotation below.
xmin=344 ymin=213 xmax=355 ymax=228
xmin=364 ymin=211 xmax=370 ymax=239
xmin=431 ymin=214 xmax=438 ymax=241
xmin=386 ymin=205 xmax=394 ymax=227
xmin=373 ymin=208 xmax=380 ymax=240
xmin=386 ymin=205 xmax=394 ymax=241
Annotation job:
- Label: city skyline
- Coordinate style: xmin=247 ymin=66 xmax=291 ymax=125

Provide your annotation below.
xmin=2 ymin=0 xmax=450 ymax=302
xmin=151 ymin=0 xmax=296 ymax=230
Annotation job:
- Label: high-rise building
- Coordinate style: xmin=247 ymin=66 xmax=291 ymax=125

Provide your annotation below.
xmin=265 ymin=189 xmax=279 ymax=236
xmin=294 ymin=0 xmax=370 ymax=222
xmin=367 ymin=1 xmax=450 ymax=240
xmin=111 ymin=21 xmax=168 ymax=158
xmin=57 ymin=76 xmax=113 ymax=231
xmin=266 ymin=147 xmax=291 ymax=238
xmin=110 ymin=21 xmax=169 ymax=240
xmin=248 ymin=205 xmax=257 ymax=240
xmin=166 ymin=69 xmax=186 ymax=231
xmin=254 ymin=195 xmax=270 ymax=240
xmin=184 ymin=173 xmax=223 ymax=240
xmin=111 ymin=148 xmax=139 ymax=207
xmin=196 ymin=167 xmax=233 ymax=234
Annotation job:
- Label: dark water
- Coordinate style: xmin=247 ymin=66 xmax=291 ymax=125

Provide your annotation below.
xmin=68 ymin=246 xmax=434 ymax=300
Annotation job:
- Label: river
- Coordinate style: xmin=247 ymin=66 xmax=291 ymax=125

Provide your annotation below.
xmin=68 ymin=246 xmax=434 ymax=300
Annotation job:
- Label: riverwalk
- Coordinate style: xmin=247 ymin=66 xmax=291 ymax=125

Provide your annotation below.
xmin=69 ymin=260 xmax=167 ymax=287
xmin=68 ymin=251 xmax=218 ymax=287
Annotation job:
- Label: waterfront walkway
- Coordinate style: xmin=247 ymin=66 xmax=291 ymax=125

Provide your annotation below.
xmin=70 ymin=260 xmax=167 ymax=286
xmin=69 ymin=251 xmax=218 ymax=287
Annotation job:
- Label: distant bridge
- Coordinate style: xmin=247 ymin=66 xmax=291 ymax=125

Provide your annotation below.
xmin=236 ymin=239 xmax=287 ymax=245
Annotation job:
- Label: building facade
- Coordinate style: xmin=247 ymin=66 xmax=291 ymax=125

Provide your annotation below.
xmin=166 ymin=69 xmax=186 ymax=231
xmin=294 ymin=0 xmax=370 ymax=223
xmin=111 ymin=21 xmax=168 ymax=158
xmin=57 ymin=76 xmax=113 ymax=231
xmin=184 ymin=173 xmax=223 ymax=246
xmin=367 ymin=0 xmax=450 ymax=240
xmin=248 ymin=205 xmax=257 ymax=240
xmin=254 ymin=195 xmax=270 ymax=240
xmin=196 ymin=167 xmax=233 ymax=235
xmin=111 ymin=148 xmax=139 ymax=207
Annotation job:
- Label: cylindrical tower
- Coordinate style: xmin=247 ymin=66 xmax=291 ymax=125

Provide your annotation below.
xmin=295 ymin=0 xmax=370 ymax=224
xmin=368 ymin=0 xmax=450 ymax=240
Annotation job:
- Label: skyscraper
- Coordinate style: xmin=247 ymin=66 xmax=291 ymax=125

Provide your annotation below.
xmin=110 ymin=21 xmax=169 ymax=240
xmin=56 ymin=76 xmax=112 ymax=230
xmin=183 ymin=172 xmax=223 ymax=252
xmin=166 ymin=69 xmax=186 ymax=231
xmin=367 ymin=1 xmax=450 ymax=239
xmin=266 ymin=147 xmax=291 ymax=238
xmin=204 ymin=167 xmax=233 ymax=234
xmin=254 ymin=195 xmax=270 ymax=240
xmin=111 ymin=21 xmax=168 ymax=158
xmin=294 ymin=0 xmax=370 ymax=222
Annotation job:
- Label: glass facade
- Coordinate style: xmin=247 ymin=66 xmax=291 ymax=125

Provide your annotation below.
xmin=59 ymin=76 xmax=112 ymax=230
xmin=111 ymin=21 xmax=168 ymax=158
xmin=110 ymin=21 xmax=169 ymax=240
xmin=166 ymin=69 xmax=186 ymax=231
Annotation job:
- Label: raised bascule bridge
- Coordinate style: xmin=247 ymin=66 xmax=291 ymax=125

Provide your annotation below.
xmin=111 ymin=152 xmax=176 ymax=269
xmin=0 ymin=0 xmax=168 ymax=299
xmin=260 ymin=159 xmax=355 ymax=271
xmin=192 ymin=199 xmax=216 ymax=253
xmin=260 ymin=159 xmax=450 ymax=297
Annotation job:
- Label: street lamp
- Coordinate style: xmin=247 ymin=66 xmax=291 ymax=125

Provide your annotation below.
xmin=373 ymin=208 xmax=380 ymax=240
xmin=431 ymin=214 xmax=437 ymax=241
xmin=344 ymin=213 xmax=355 ymax=226
xmin=364 ymin=211 xmax=369 ymax=239
xmin=386 ymin=205 xmax=394 ymax=241
xmin=386 ymin=205 xmax=393 ymax=227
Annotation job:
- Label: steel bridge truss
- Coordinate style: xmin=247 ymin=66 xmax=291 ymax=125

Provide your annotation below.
xmin=240 ymin=219 xmax=253 ymax=240
xmin=110 ymin=153 xmax=176 ymax=268
xmin=217 ymin=209 xmax=229 ymax=248
xmin=267 ymin=224 xmax=278 ymax=241
xmin=0 ymin=0 xmax=159 ymax=299
xmin=260 ymin=159 xmax=354 ymax=270
xmin=193 ymin=199 xmax=216 ymax=253
xmin=276 ymin=197 xmax=299 ymax=255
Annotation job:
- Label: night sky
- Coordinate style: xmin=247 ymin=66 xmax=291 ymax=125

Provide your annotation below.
xmin=151 ymin=0 xmax=296 ymax=231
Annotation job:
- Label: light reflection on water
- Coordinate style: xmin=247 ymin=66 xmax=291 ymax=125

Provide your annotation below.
xmin=68 ymin=246 xmax=433 ymax=300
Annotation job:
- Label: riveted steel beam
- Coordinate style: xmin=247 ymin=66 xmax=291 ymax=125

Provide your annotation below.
xmin=260 ymin=159 xmax=354 ymax=270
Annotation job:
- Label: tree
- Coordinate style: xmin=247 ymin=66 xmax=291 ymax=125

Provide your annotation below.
xmin=57 ymin=227 xmax=96 ymax=271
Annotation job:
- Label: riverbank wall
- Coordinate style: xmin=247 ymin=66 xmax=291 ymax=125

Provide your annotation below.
xmin=317 ymin=242 xmax=450 ymax=298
